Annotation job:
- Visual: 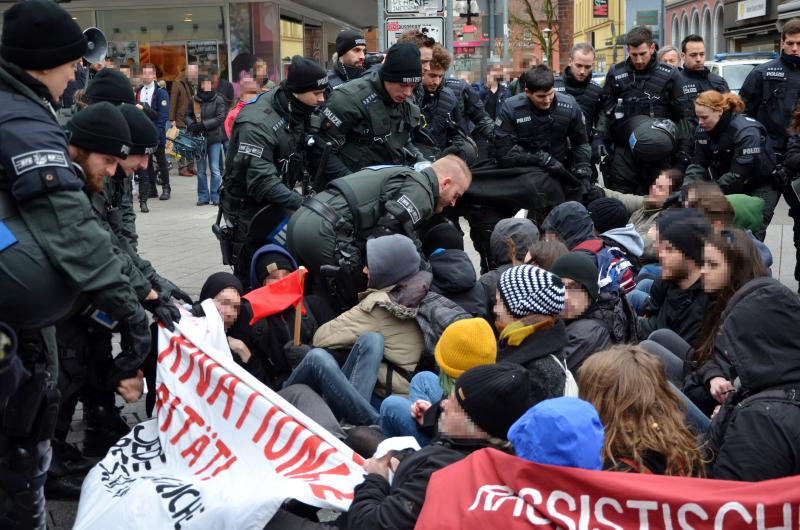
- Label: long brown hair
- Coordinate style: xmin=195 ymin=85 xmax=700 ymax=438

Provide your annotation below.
xmin=579 ymin=346 xmax=706 ymax=477
xmin=695 ymin=90 xmax=744 ymax=114
xmin=693 ymin=228 xmax=767 ymax=365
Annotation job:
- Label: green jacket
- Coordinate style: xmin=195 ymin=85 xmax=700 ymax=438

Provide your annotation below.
xmin=0 ymin=65 xmax=139 ymax=321
xmin=104 ymin=168 xmax=139 ymax=251
xmin=314 ymin=71 xmax=423 ymax=180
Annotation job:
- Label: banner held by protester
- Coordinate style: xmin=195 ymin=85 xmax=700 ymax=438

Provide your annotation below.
xmin=74 ymin=302 xmax=365 ymax=530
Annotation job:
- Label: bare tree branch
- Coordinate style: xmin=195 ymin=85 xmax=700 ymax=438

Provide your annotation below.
xmin=510 ymin=0 xmax=559 ymax=66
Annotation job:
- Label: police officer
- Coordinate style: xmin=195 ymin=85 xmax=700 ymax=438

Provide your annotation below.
xmin=555 ymin=43 xmax=604 ymax=179
xmin=328 ymin=29 xmax=367 ymax=90
xmin=313 ymin=42 xmax=426 ymax=181
xmin=0 ymin=2 xmax=150 ymax=525
xmin=685 ymin=90 xmax=776 ymax=238
xmin=443 ymin=77 xmax=495 ymax=156
xmin=598 ymin=26 xmax=690 ymax=193
xmin=287 ymin=155 xmax=472 ymax=309
xmin=677 ymin=34 xmax=729 ymax=134
xmin=222 ymin=55 xmax=328 ymax=286
xmin=741 ymin=18 xmax=800 ymax=264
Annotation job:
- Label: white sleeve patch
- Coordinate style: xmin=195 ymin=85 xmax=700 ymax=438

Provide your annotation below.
xmin=397 ymin=195 xmax=421 ymax=224
xmin=238 ymin=142 xmax=264 ymax=158
xmin=11 ymin=150 xmax=69 ymax=175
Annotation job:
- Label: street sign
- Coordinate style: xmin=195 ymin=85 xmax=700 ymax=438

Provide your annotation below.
xmin=386 ymin=0 xmax=444 ymax=14
xmin=385 ymin=17 xmax=444 ymax=48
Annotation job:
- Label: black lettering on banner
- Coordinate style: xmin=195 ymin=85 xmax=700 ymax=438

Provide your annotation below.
xmin=152 ymin=477 xmax=207 ymax=529
xmin=99 ymin=424 xmax=167 ymax=498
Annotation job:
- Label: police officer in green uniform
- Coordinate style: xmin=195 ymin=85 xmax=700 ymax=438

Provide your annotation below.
xmin=313 ymin=42 xmax=427 ymax=181
xmin=222 ymin=55 xmax=328 ymax=286
xmin=0 ymin=2 xmax=150 ymax=526
xmin=287 ymin=155 xmax=472 ymax=309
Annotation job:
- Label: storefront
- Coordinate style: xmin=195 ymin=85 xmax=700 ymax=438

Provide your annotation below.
xmin=723 ymin=0 xmax=780 ymax=52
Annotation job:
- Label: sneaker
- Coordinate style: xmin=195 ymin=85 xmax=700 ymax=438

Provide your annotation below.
xmin=197 ymin=200 xmax=209 ymax=206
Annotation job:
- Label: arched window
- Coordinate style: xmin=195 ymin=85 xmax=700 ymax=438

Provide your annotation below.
xmin=691 ymin=9 xmax=701 ymax=34
xmin=672 ymin=14 xmax=680 ymax=47
xmin=681 ymin=12 xmax=690 ymax=42
xmin=713 ymin=3 xmax=725 ymax=55
xmin=702 ymin=6 xmax=713 ymax=44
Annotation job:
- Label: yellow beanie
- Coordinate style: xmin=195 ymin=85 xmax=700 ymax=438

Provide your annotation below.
xmin=434 ymin=318 xmax=497 ymax=379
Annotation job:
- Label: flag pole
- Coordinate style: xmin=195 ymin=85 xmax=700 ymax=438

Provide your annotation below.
xmin=293 ymin=266 xmax=306 ymax=345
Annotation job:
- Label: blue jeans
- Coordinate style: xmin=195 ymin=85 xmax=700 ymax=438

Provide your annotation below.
xmin=379 ymin=371 xmax=443 ymax=446
xmin=627 ymin=278 xmax=654 ymax=315
xmin=197 ymin=142 xmax=222 ymax=203
xmin=283 ymin=332 xmax=384 ymax=426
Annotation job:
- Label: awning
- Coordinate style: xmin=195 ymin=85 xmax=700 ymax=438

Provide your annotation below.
xmin=725 ymin=21 xmax=779 ymax=37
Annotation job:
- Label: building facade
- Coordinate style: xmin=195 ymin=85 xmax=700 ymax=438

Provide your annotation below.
xmin=573 ymin=0 xmax=626 ymax=73
xmin=666 ymin=0 xmax=726 ymax=54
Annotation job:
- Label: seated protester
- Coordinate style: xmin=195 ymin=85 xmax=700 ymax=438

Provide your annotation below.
xmin=705 ymin=278 xmax=800 ymax=482
xmin=422 ymin=222 xmax=491 ymax=319
xmin=379 ymin=318 xmax=497 ymax=446
xmin=478 ymin=218 xmax=540 ymax=304
xmin=307 ymin=234 xmax=427 ymax=404
xmin=636 ymin=209 xmax=712 ymax=346
xmin=508 ymin=397 xmax=604 ymax=470
xmin=587 ymin=196 xmax=645 ymax=272
xmin=579 ymin=346 xmax=706 ymax=476
xmin=494 ymin=265 xmax=569 ymax=401
xmin=523 ymin=239 xmax=569 ymax=269
xmin=642 ymin=228 xmax=767 ymax=416
xmin=549 ymin=253 xmax=636 ymax=374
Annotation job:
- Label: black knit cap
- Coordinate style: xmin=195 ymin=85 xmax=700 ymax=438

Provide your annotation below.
xmin=118 ymin=104 xmax=158 ymax=155
xmin=284 ymin=55 xmax=328 ymax=93
xmin=422 ymin=221 xmax=464 ymax=256
xmin=454 ymin=363 xmax=532 ymax=439
xmin=1 ymin=0 xmax=87 ymax=70
xmin=254 ymin=251 xmax=296 ymax=286
xmin=67 ymin=102 xmax=131 ymax=159
xmin=550 ymin=252 xmax=600 ymax=302
xmin=336 ymin=29 xmax=366 ymax=58
xmin=84 ymin=68 xmax=136 ymax=105
xmin=588 ymin=197 xmax=629 ymax=234
xmin=200 ymin=272 xmax=243 ymax=301
xmin=379 ymin=43 xmax=422 ymax=84
xmin=657 ymin=208 xmax=711 ymax=265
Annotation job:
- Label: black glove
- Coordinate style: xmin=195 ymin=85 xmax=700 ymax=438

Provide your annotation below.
xmin=573 ymin=166 xmax=593 ymax=182
xmin=152 ymin=275 xmax=193 ymax=304
xmin=144 ymin=298 xmax=180 ymax=331
xmin=118 ymin=306 xmax=151 ymax=371
xmin=674 ymin=150 xmax=691 ymax=170
xmin=187 ymin=122 xmax=204 ymax=135
xmin=591 ymin=136 xmax=607 ymax=163
xmin=283 ymin=341 xmax=312 ymax=369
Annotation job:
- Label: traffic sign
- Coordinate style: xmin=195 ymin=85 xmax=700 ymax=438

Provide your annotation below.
xmin=386 ymin=0 xmax=444 ymax=14
xmin=385 ymin=17 xmax=444 ymax=48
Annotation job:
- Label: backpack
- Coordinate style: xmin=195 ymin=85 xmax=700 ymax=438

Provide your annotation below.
xmin=573 ymin=240 xmax=636 ymax=294
xmin=551 ymin=354 xmax=579 ymax=397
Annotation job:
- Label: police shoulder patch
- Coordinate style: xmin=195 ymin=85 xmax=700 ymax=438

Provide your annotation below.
xmin=323 ymin=107 xmax=343 ymax=128
xmin=238 ymin=142 xmax=264 ymax=157
xmin=11 ymin=149 xmax=69 ymax=175
xmin=397 ymin=194 xmax=421 ymax=224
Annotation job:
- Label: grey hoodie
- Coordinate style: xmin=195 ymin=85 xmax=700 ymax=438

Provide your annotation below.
xmin=602 ymin=223 xmax=644 ymax=257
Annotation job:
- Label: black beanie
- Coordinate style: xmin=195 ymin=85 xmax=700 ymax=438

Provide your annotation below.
xmin=379 ymin=43 xmax=422 ymax=84
xmin=200 ymin=272 xmax=244 ymax=301
xmin=336 ymin=29 xmax=366 ymax=58
xmin=588 ymin=197 xmax=630 ymax=234
xmin=422 ymin=221 xmax=464 ymax=256
xmin=657 ymin=208 xmax=711 ymax=265
xmin=1 ymin=0 xmax=87 ymax=70
xmin=454 ymin=364 xmax=532 ymax=439
xmin=84 ymin=69 xmax=136 ymax=105
xmin=67 ymin=102 xmax=131 ymax=159
xmin=118 ymin=104 xmax=158 ymax=155
xmin=254 ymin=251 xmax=296 ymax=286
xmin=550 ymin=252 xmax=600 ymax=302
xmin=285 ymin=55 xmax=328 ymax=93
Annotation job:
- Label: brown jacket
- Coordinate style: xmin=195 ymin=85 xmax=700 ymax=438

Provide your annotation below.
xmin=169 ymin=79 xmax=193 ymax=127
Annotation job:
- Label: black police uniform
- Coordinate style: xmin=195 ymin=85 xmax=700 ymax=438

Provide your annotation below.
xmin=555 ymin=66 xmax=604 ymax=178
xmin=413 ymin=83 xmax=476 ymax=164
xmin=443 ymin=77 xmax=495 ymax=147
xmin=677 ymin=66 xmax=729 ymax=129
xmin=327 ymin=61 xmax=363 ymax=91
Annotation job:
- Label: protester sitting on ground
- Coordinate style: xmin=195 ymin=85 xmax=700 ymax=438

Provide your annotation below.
xmin=494 ymin=265 xmax=569 ymax=401
xmin=587 ymin=196 xmax=645 ymax=273
xmin=549 ymin=253 xmax=636 ymax=374
xmin=379 ymin=318 xmax=497 ymax=446
xmin=523 ymin=239 xmax=569 ymax=269
xmin=705 ymin=278 xmax=800 ymax=481
xmin=422 ymin=222 xmax=491 ymax=320
xmin=579 ymin=346 xmax=706 ymax=476
xmin=636 ymin=208 xmax=713 ymax=346
xmin=508 ymin=397 xmax=604 ymax=470
xmin=478 ymin=218 xmax=540 ymax=304
xmin=640 ymin=227 xmax=767 ymax=416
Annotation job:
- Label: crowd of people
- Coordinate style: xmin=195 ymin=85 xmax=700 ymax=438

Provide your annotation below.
xmin=1 ymin=0 xmax=800 ymax=528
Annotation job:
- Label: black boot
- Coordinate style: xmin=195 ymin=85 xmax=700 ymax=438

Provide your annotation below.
xmin=140 ymin=200 xmax=149 ymax=213
xmin=148 ymin=186 xmax=158 ymax=199
xmin=51 ymin=439 xmax=95 ymax=476
xmin=159 ymin=185 xmax=171 ymax=201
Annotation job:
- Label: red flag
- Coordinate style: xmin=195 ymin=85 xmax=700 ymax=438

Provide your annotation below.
xmin=243 ymin=268 xmax=305 ymax=325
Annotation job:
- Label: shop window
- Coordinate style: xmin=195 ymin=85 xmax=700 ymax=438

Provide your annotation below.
xmin=280 ymin=17 xmax=304 ymax=61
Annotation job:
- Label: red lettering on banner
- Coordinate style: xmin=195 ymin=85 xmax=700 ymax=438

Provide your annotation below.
xmin=252 ymin=406 xmax=280 ymax=443
xmin=276 ymin=435 xmax=330 ymax=475
xmin=236 ymin=391 xmax=260 ymax=429
xmin=170 ymin=404 xmax=205 ymax=445
xmin=181 ymin=434 xmax=212 ymax=466
xmin=195 ymin=354 xmax=222 ymax=397
xmin=178 ymin=349 xmax=197 ymax=383
xmin=309 ymin=483 xmax=354 ymax=502
xmin=288 ymin=463 xmax=350 ymax=483
xmin=206 ymin=373 xmax=239 ymax=420
xmin=192 ymin=438 xmax=231 ymax=476
xmin=157 ymin=384 xmax=183 ymax=433
xmin=263 ymin=417 xmax=304 ymax=461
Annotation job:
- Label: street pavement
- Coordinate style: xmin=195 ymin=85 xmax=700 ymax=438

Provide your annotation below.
xmin=47 ymin=171 xmax=798 ymax=528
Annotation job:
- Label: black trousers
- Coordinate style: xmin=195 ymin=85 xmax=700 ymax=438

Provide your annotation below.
xmin=145 ymin=143 xmax=170 ymax=195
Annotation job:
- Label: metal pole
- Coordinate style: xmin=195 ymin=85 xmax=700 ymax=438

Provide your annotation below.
xmin=378 ymin=0 xmax=386 ymax=51
xmin=488 ymin=0 xmax=495 ymax=60
xmin=502 ymin=0 xmax=509 ymax=62
xmin=447 ymin=0 xmax=454 ymax=58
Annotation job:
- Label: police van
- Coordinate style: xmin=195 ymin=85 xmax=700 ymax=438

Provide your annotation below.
xmin=705 ymin=52 xmax=777 ymax=94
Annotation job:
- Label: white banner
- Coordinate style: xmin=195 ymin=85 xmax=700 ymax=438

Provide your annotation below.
xmin=74 ymin=302 xmax=365 ymax=529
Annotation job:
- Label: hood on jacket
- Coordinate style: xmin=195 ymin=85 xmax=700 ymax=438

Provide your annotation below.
xmin=602 ymin=224 xmax=644 ymax=257
xmin=716 ymin=277 xmax=800 ymax=393
xmin=507 ymin=397 xmax=604 ymax=470
xmin=430 ymin=250 xmax=478 ymax=294
xmin=359 ymin=270 xmax=433 ymax=320
xmin=542 ymin=202 xmax=595 ymax=250
xmin=584 ymin=291 xmax=636 ymax=344
xmin=728 ymin=194 xmax=765 ymax=235
xmin=249 ymin=244 xmax=297 ymax=289
xmin=489 ymin=218 xmax=540 ymax=268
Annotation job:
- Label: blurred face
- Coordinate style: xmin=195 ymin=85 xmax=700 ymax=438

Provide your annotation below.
xmin=120 ymin=154 xmax=149 ymax=172
xmin=294 ymin=89 xmax=326 ymax=107
xmin=628 ymin=42 xmax=656 ymax=70
xmin=32 ymin=59 xmax=79 ymax=101
xmin=782 ymin=32 xmax=800 ymax=56
xmin=438 ymin=390 xmax=486 ymax=439
xmin=544 ymin=230 xmax=560 ymax=243
xmin=695 ymin=103 xmax=723 ymax=131
xmin=659 ymin=240 xmax=690 ymax=282
xmin=262 ymin=268 xmax=291 ymax=287
xmin=142 ymin=67 xmax=156 ymax=85
xmin=526 ymin=87 xmax=555 ymax=111
xmin=646 ymin=173 xmax=672 ymax=208
xmin=569 ymin=50 xmax=595 ymax=82
xmin=493 ymin=292 xmax=515 ymax=331
xmin=682 ymin=41 xmax=706 ymax=71
xmin=486 ymin=66 xmax=503 ymax=85
xmin=341 ymin=46 xmax=366 ymax=68
xmin=660 ymin=49 xmax=680 ymax=68
xmin=200 ymin=79 xmax=213 ymax=92
xmin=562 ymin=278 xmax=592 ymax=319
xmin=383 ymin=81 xmax=417 ymax=103
xmin=423 ymin=68 xmax=446 ymax=93
xmin=701 ymin=243 xmax=729 ymax=293
xmin=187 ymin=64 xmax=199 ymax=83
xmin=255 ymin=62 xmax=267 ymax=79
xmin=420 ymin=46 xmax=433 ymax=73
xmin=436 ymin=175 xmax=468 ymax=213
xmin=213 ymin=287 xmax=241 ymax=330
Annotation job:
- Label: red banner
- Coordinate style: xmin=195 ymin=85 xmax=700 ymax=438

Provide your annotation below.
xmin=416 ymin=448 xmax=800 ymax=530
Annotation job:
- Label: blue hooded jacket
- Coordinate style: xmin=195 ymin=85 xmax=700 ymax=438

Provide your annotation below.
xmin=248 ymin=243 xmax=297 ymax=289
